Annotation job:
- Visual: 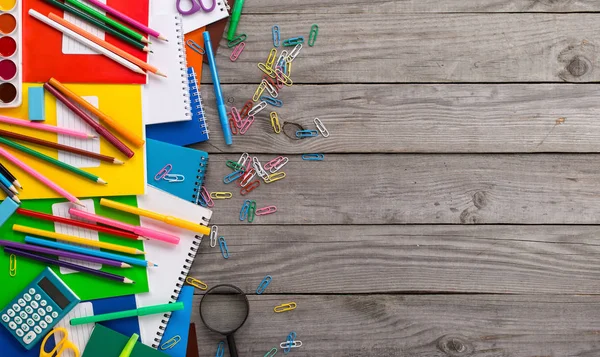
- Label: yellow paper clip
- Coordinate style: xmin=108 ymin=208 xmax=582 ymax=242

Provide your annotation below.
xmin=286 ymin=59 xmax=292 ymax=77
xmin=253 ymin=81 xmax=267 ymax=102
xmin=185 ymin=277 xmax=208 ymax=290
xmin=258 ymin=63 xmax=276 ymax=78
xmin=210 ymin=192 xmax=233 ymax=199
xmin=270 ymin=112 xmax=281 ymax=134
xmin=274 ymin=302 xmax=297 ymax=313
xmin=9 ymin=254 xmax=16 ymax=277
xmin=266 ymin=48 xmax=278 ymax=70
xmin=160 ymin=335 xmax=181 ymax=350
xmin=265 ymin=172 xmax=286 ymax=184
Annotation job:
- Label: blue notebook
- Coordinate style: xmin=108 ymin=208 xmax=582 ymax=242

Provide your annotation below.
xmin=146 ymin=67 xmax=209 ymax=145
xmin=146 ymin=139 xmax=208 ymax=205
xmin=159 ymin=286 xmax=194 ymax=356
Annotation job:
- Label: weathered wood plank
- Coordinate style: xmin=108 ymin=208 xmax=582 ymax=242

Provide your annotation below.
xmin=195 ymin=84 xmax=600 ymax=153
xmin=190 ymin=225 xmax=600 ymax=294
xmin=188 ymin=294 xmax=600 ymax=357
xmin=201 ymin=154 xmax=600 ymax=225
xmin=202 ymin=14 xmax=600 ymax=83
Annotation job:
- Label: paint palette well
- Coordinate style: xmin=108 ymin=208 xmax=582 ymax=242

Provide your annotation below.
xmin=0 ymin=0 xmax=20 ymax=107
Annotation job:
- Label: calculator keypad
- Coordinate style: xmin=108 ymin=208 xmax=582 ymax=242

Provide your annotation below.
xmin=13 ymin=316 xmax=21 ymax=324
xmin=30 ymin=301 xmax=38 ymax=309
xmin=23 ymin=331 xmax=36 ymax=345
xmin=7 ymin=309 xmax=14 ymax=317
xmin=15 ymin=329 xmax=23 ymax=337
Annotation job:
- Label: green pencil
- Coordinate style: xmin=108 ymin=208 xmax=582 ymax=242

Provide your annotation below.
xmin=70 ymin=302 xmax=184 ymax=326
xmin=0 ymin=136 xmax=107 ymax=184
xmin=42 ymin=0 xmax=150 ymax=52
xmin=64 ymin=0 xmax=149 ymax=44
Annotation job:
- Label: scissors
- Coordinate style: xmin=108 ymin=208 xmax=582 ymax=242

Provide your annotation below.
xmin=40 ymin=327 xmax=80 ymax=357
xmin=176 ymin=0 xmax=216 ymax=15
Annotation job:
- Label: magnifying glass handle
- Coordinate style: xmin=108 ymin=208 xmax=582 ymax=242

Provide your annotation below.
xmin=227 ymin=334 xmax=239 ymax=357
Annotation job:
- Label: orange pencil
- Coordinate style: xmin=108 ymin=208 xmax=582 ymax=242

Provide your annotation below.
xmin=48 ymin=12 xmax=166 ymax=77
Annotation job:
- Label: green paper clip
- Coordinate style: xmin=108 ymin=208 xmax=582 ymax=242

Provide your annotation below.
xmin=248 ymin=200 xmax=256 ymax=223
xmin=228 ymin=33 xmax=247 ymax=48
xmin=160 ymin=335 xmax=181 ymax=350
xmin=282 ymin=37 xmax=304 ymax=47
xmin=308 ymin=24 xmax=318 ymax=46
xmin=226 ymin=160 xmax=245 ymax=172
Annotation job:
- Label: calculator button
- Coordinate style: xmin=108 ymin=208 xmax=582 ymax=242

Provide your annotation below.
xmin=6 ymin=309 xmax=14 ymax=317
xmin=30 ymin=301 xmax=38 ymax=309
xmin=32 ymin=314 xmax=40 ymax=321
xmin=39 ymin=321 xmax=47 ymax=329
xmin=51 ymin=312 xmax=58 ymax=319
xmin=15 ymin=329 xmax=23 ymax=337
xmin=44 ymin=316 xmax=52 ymax=324
xmin=8 ymin=321 xmax=16 ymax=330
xmin=17 ymin=299 xmax=26 ymax=307
xmin=25 ymin=307 xmax=33 ymax=314
xmin=13 ymin=316 xmax=22 ymax=325
xmin=28 ymin=288 xmax=35 ymax=295
xmin=40 ymin=300 xmax=47 ymax=307
xmin=1 ymin=314 xmax=8 ymax=322
xmin=23 ymin=293 xmax=31 ymax=302
xmin=27 ymin=319 xmax=34 ymax=326
xmin=21 ymin=324 xmax=29 ymax=332
xmin=19 ymin=312 xmax=27 ymax=319
xmin=23 ymin=331 xmax=36 ymax=345
xmin=12 ymin=304 xmax=20 ymax=312
xmin=38 ymin=308 xmax=45 ymax=316
xmin=33 ymin=326 xmax=42 ymax=334
xmin=34 ymin=294 xmax=41 ymax=301
xmin=46 ymin=306 xmax=52 ymax=313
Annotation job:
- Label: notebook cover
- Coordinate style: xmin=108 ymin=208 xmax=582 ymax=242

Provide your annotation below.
xmin=159 ymin=285 xmax=194 ymax=357
xmin=186 ymin=324 xmax=199 ymax=357
xmin=82 ymin=324 xmax=170 ymax=357
xmin=23 ymin=0 xmax=149 ymax=84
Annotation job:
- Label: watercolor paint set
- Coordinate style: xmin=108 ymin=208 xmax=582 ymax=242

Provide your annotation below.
xmin=0 ymin=0 xmax=20 ymax=107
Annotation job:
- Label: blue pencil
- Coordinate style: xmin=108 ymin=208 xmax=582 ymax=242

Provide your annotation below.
xmin=0 ymin=171 xmax=17 ymax=194
xmin=24 ymin=236 xmax=157 ymax=268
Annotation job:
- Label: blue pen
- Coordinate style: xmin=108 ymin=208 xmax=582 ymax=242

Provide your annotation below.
xmin=203 ymin=31 xmax=233 ymax=145
xmin=0 ymin=171 xmax=17 ymax=194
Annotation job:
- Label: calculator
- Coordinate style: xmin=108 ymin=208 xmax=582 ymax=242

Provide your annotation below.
xmin=0 ymin=267 xmax=79 ymax=350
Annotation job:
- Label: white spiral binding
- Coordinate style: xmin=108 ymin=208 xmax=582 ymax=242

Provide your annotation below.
xmin=175 ymin=15 xmax=191 ymax=119
xmin=188 ymin=71 xmax=209 ymax=136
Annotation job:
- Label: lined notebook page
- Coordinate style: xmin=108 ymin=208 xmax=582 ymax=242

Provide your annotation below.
xmin=62 ymin=0 xmax=106 ymax=55
xmin=56 ymin=96 xmax=101 ymax=168
xmin=55 ymin=302 xmax=94 ymax=357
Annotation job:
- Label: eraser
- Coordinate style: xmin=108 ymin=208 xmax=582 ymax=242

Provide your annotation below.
xmin=0 ymin=198 xmax=19 ymax=227
xmin=28 ymin=87 xmax=45 ymax=121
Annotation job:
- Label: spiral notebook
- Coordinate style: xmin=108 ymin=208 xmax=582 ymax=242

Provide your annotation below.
xmin=142 ymin=3 xmax=191 ymax=125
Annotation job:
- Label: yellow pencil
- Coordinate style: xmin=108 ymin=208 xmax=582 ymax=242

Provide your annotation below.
xmin=100 ymin=198 xmax=211 ymax=236
xmin=13 ymin=224 xmax=145 ymax=255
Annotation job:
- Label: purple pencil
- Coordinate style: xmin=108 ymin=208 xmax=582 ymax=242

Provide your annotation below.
xmin=84 ymin=0 xmax=166 ymax=40
xmin=3 ymin=247 xmax=134 ymax=284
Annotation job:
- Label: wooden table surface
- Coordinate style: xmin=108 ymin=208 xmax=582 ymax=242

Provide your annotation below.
xmin=192 ymin=1 xmax=600 ymax=355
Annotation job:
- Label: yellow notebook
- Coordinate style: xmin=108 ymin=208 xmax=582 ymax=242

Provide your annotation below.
xmin=0 ymin=83 xmax=145 ymax=199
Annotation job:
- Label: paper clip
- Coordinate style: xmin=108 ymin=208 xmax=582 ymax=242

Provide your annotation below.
xmin=231 ymin=107 xmax=244 ymax=128
xmin=230 ymin=42 xmax=245 ymax=61
xmin=283 ymin=36 xmax=304 ymax=47
xmin=200 ymin=186 xmax=215 ymax=208
xmin=229 ymin=116 xmax=238 ymax=135
xmin=240 ymin=180 xmax=260 ymax=195
xmin=272 ymin=25 xmax=280 ymax=47
xmin=186 ymin=276 xmax=208 ymax=290
xmin=210 ymin=225 xmax=218 ymax=247
xmin=160 ymin=335 xmax=181 ymax=350
xmin=252 ymin=157 xmax=265 ymax=174
xmin=296 ymin=130 xmax=318 ymax=138
xmin=314 ymin=117 xmax=330 ymax=137
xmin=154 ymin=164 xmax=172 ymax=181
xmin=210 ymin=192 xmax=233 ymax=199
xmin=9 ymin=254 xmax=16 ymax=277
xmin=266 ymin=48 xmax=278 ymax=70
xmin=186 ymin=39 xmax=205 ymax=55
xmin=240 ymin=168 xmax=257 ymax=187
xmin=270 ymin=157 xmax=289 ymax=173
xmin=216 ymin=341 xmax=225 ymax=357
xmin=253 ymin=81 xmax=267 ymax=102
xmin=276 ymin=50 xmax=289 ymax=69
xmin=274 ymin=67 xmax=285 ymax=89
xmin=248 ymin=200 xmax=256 ymax=222
xmin=196 ymin=191 xmax=207 ymax=207
xmin=302 ymin=153 xmax=325 ymax=161
xmin=256 ymin=275 xmax=272 ymax=294
xmin=238 ymin=152 xmax=250 ymax=165
xmin=274 ymin=302 xmax=297 ymax=313
xmin=270 ymin=112 xmax=281 ymax=134
xmin=264 ymin=80 xmax=278 ymax=98
xmin=240 ymin=100 xmax=254 ymax=118
xmin=275 ymin=68 xmax=293 ymax=87
xmin=239 ymin=115 xmax=256 ymax=135
xmin=281 ymin=340 xmax=302 ymax=351
xmin=240 ymin=200 xmax=251 ymax=221
xmin=218 ymin=237 xmax=229 ymax=259
xmin=286 ymin=60 xmax=292 ymax=77
xmin=282 ymin=61 xmax=288 ymax=77
xmin=283 ymin=332 xmax=297 ymax=354
xmin=265 ymin=172 xmax=286 ymax=183
xmin=258 ymin=62 xmax=276 ymax=78
xmin=287 ymin=43 xmax=303 ymax=62
xmin=227 ymin=33 xmax=246 ymax=48
xmin=226 ymin=160 xmax=245 ymax=172
xmin=248 ymin=101 xmax=268 ymax=116
xmin=256 ymin=206 xmax=277 ymax=216
xmin=308 ymin=24 xmax=318 ymax=46
xmin=224 ymin=170 xmax=244 ymax=184
xmin=260 ymin=96 xmax=283 ymax=108
xmin=164 ymin=174 xmax=185 ymax=182
xmin=264 ymin=156 xmax=284 ymax=171
xmin=264 ymin=347 xmax=278 ymax=357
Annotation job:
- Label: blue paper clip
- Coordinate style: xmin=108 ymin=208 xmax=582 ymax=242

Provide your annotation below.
xmin=256 ymin=275 xmax=272 ymax=294
xmin=295 ymin=130 xmax=318 ymax=138
xmin=302 ymin=153 xmax=325 ymax=161
xmin=272 ymin=25 xmax=280 ymax=47
xmin=260 ymin=96 xmax=283 ymax=108
xmin=224 ymin=170 xmax=244 ymax=184
xmin=284 ymin=331 xmax=296 ymax=354
xmin=186 ymin=39 xmax=205 ymax=55
xmin=240 ymin=200 xmax=251 ymax=221
xmin=283 ymin=37 xmax=304 ymax=47
xmin=216 ymin=341 xmax=225 ymax=357
xmin=218 ymin=237 xmax=229 ymax=259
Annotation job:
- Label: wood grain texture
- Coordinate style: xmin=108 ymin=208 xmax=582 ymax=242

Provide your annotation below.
xmin=201 ymin=154 xmax=600 ymax=225
xmin=203 ymin=14 xmax=600 ymax=83
xmin=195 ymin=84 xmax=600 ymax=153
xmin=188 ymin=294 xmax=600 ymax=357
xmin=191 ymin=225 xmax=600 ymax=294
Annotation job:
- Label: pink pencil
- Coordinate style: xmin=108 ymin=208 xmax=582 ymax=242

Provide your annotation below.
xmin=0 ymin=146 xmax=84 ymax=206
xmin=69 ymin=208 xmax=180 ymax=245
xmin=0 ymin=115 xmax=96 ymax=139
xmin=84 ymin=0 xmax=167 ymax=40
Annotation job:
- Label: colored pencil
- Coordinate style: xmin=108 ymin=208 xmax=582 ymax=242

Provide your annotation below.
xmin=0 ymin=129 xmax=123 ymax=165
xmin=0 ymin=162 xmax=21 ymax=188
xmin=44 ymin=83 xmax=135 ymax=159
xmin=28 ymin=10 xmax=145 ymax=75
xmin=25 ymin=236 xmax=156 ymax=268
xmin=0 ymin=136 xmax=107 ymax=184
xmin=0 ymin=181 xmax=20 ymax=203
xmin=84 ymin=0 xmax=166 ymax=40
xmin=13 ymin=224 xmax=145 ymax=255
xmin=3 ymin=247 xmax=134 ymax=284
xmin=65 ymin=0 xmax=149 ymax=43
xmin=0 ymin=171 xmax=17 ymax=194
xmin=16 ymin=208 xmax=145 ymax=241
xmin=48 ymin=78 xmax=145 ymax=148
xmin=0 ymin=114 xmax=95 ymax=139
xmin=0 ymin=240 xmax=131 ymax=268
xmin=42 ymin=0 xmax=150 ymax=52
xmin=0 ymin=147 xmax=83 ymax=206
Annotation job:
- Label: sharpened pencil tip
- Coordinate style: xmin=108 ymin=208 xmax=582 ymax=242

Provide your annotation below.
xmin=135 ymin=67 xmax=146 ymax=75
xmin=9 ymin=186 xmax=18 ymax=194
xmin=14 ymin=180 xmax=22 ymax=189
xmin=123 ymin=263 xmax=132 ymax=268
xmin=141 ymin=36 xmax=150 ymax=43
xmin=124 ymin=278 xmax=134 ymax=284
xmin=12 ymin=196 xmax=21 ymax=204
xmin=156 ymin=71 xmax=167 ymax=78
xmin=158 ymin=34 xmax=167 ymax=41
xmin=74 ymin=199 xmax=86 ymax=208
xmin=88 ymin=134 xmax=98 ymax=139
xmin=114 ymin=159 xmax=124 ymax=165
xmin=97 ymin=178 xmax=108 ymax=184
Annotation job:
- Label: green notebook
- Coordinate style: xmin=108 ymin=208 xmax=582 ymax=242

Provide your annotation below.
xmin=83 ymin=324 xmax=170 ymax=357
xmin=0 ymin=197 xmax=149 ymax=309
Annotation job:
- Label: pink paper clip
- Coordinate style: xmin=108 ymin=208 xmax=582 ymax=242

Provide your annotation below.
xmin=200 ymin=186 xmax=215 ymax=208
xmin=239 ymin=116 xmax=255 ymax=135
xmin=231 ymin=107 xmax=244 ymax=128
xmin=275 ymin=66 xmax=284 ymax=89
xmin=256 ymin=206 xmax=277 ymax=216
xmin=154 ymin=164 xmax=172 ymax=181
xmin=230 ymin=42 xmax=245 ymax=61
xmin=264 ymin=156 xmax=284 ymax=171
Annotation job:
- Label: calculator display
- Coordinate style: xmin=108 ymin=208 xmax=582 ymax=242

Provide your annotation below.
xmin=37 ymin=277 xmax=69 ymax=309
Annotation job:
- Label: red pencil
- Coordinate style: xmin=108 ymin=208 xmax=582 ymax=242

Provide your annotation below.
xmin=16 ymin=208 xmax=145 ymax=241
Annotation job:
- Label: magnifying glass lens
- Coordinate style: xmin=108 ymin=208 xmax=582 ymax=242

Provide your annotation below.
xmin=200 ymin=285 xmax=249 ymax=334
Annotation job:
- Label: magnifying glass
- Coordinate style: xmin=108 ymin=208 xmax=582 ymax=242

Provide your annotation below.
xmin=199 ymin=284 xmax=250 ymax=357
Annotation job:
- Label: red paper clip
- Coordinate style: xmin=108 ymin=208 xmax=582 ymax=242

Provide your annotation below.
xmin=239 ymin=100 xmax=253 ymax=118
xmin=256 ymin=206 xmax=277 ymax=216
xmin=200 ymin=186 xmax=214 ymax=208
xmin=239 ymin=168 xmax=256 ymax=187
xmin=230 ymin=42 xmax=245 ymax=61
xmin=240 ymin=180 xmax=260 ymax=196
xmin=229 ymin=117 xmax=238 ymax=135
